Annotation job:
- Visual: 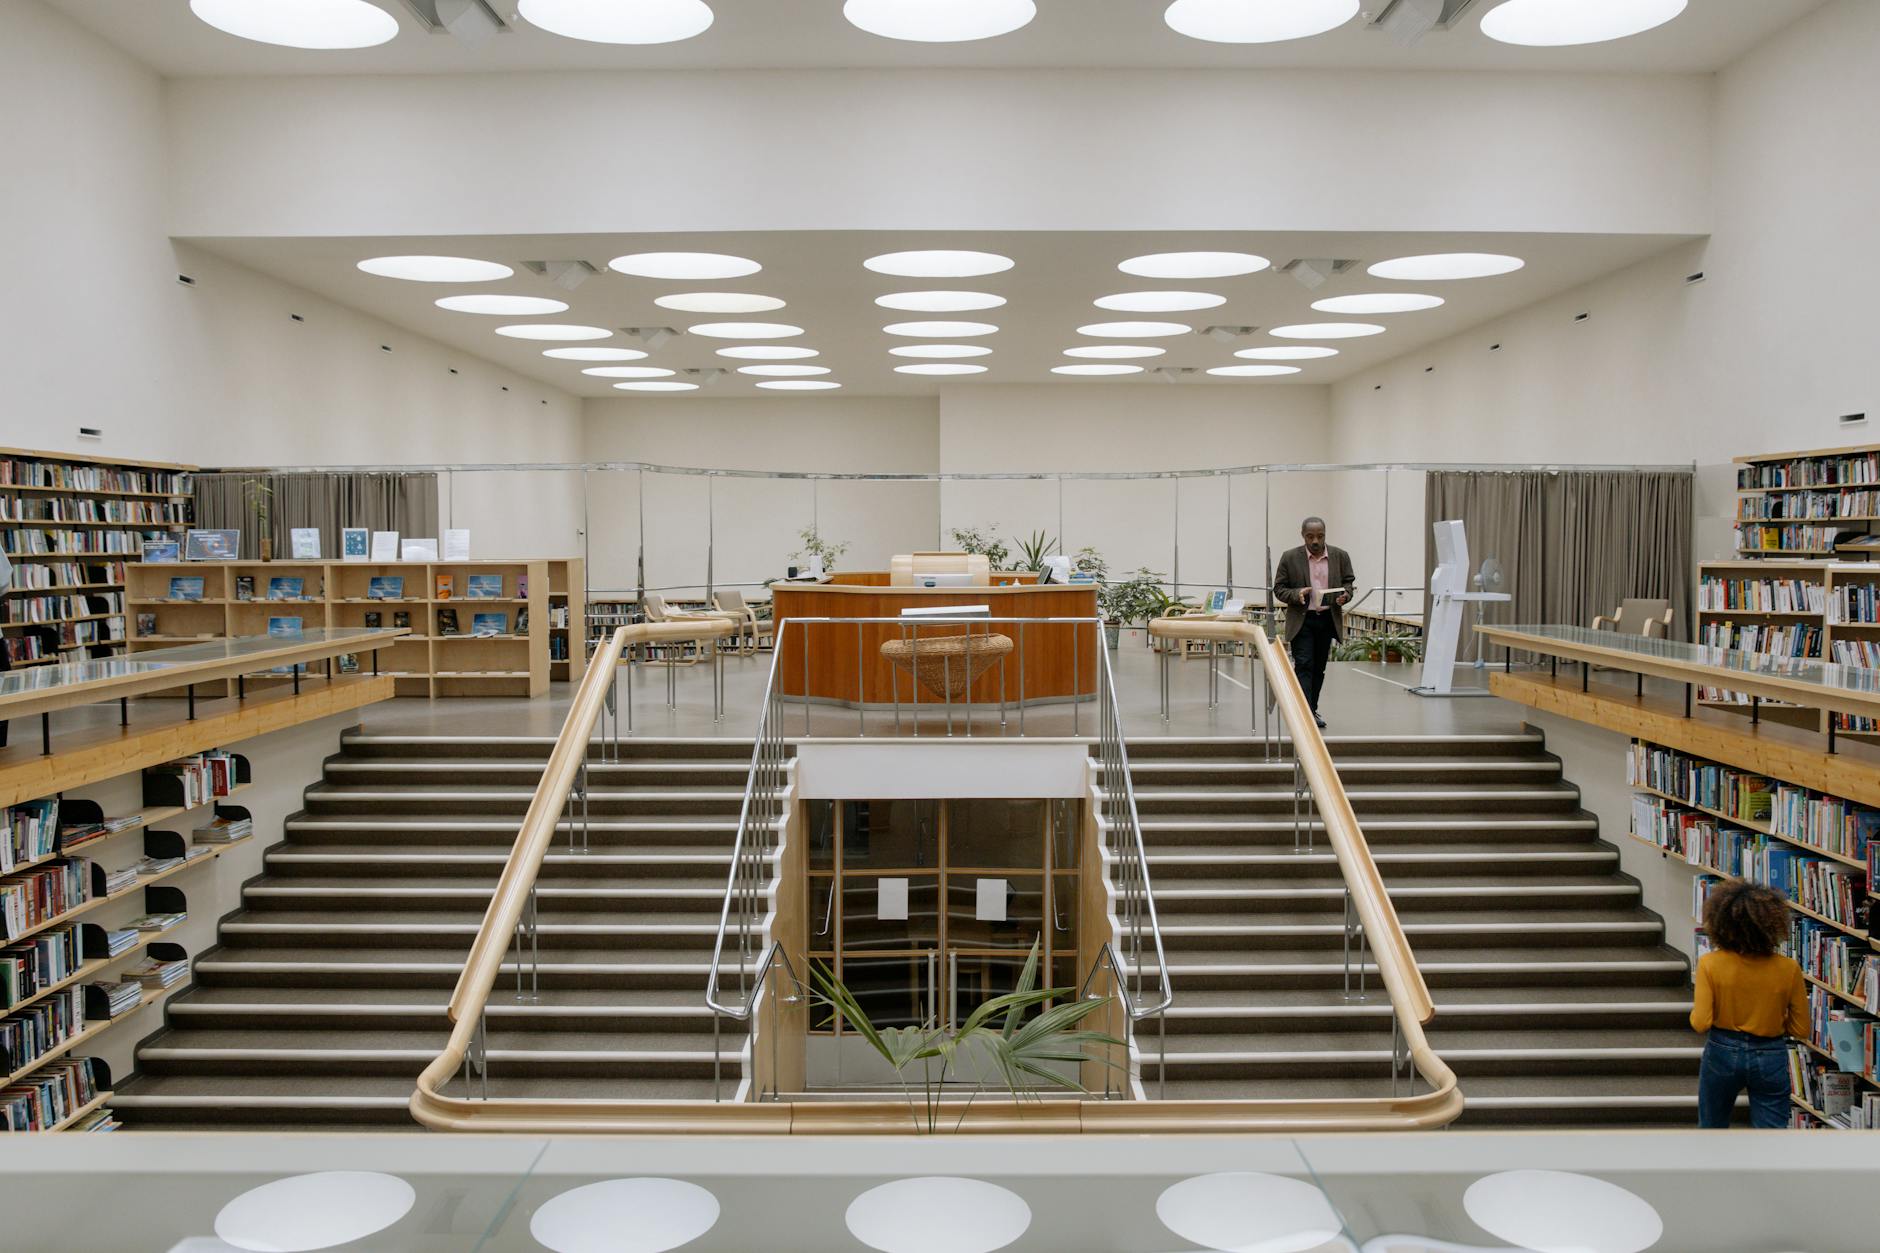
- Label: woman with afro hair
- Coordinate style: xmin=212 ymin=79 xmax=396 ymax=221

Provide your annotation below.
xmin=1691 ymin=880 xmax=1808 ymax=1128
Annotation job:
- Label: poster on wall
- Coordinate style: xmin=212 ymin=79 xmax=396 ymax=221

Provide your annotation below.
xmin=341 ymin=529 xmax=369 ymax=562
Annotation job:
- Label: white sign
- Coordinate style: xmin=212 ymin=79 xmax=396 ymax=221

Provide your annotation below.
xmin=369 ymin=531 xmax=400 ymax=562
xmin=877 ymin=878 xmax=909 ymax=922
xmin=444 ymin=529 xmax=471 ymax=561
xmin=289 ymin=528 xmax=321 ymax=560
xmin=975 ymin=878 xmax=1008 ymax=923
xmin=401 ymin=537 xmax=440 ymax=562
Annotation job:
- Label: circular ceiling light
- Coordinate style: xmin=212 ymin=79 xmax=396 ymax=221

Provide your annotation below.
xmin=846 ymin=1177 xmax=1032 ymax=1253
xmin=530 ymin=1177 xmax=721 ymax=1253
xmin=495 ymin=324 xmax=613 ymax=341
xmin=545 ymin=347 xmax=650 ymax=361
xmin=435 ymin=294 xmax=569 ymax=316
xmin=358 ymin=255 xmax=512 ymax=283
xmin=608 ymin=252 xmax=760 ymax=280
xmin=876 ymin=291 xmax=1007 ymax=312
xmin=1208 ymin=364 xmax=1303 ymax=377
xmin=738 ymin=364 xmax=832 ymax=377
xmin=1053 ymin=364 xmax=1144 ymax=377
xmin=582 ymin=366 xmax=676 ymax=378
xmin=864 ymin=251 xmax=1015 ymax=278
xmin=1270 ymin=322 xmax=1385 ymax=339
xmin=190 ymin=0 xmax=400 ymax=49
xmin=1367 ymin=253 xmax=1525 ymax=281
xmin=843 ymin=0 xmax=1036 ymax=43
xmin=883 ymin=321 xmax=998 ymax=338
xmin=717 ymin=345 xmax=819 ymax=360
xmin=655 ymin=292 xmax=785 ymax=313
xmin=1156 ymin=1172 xmax=1344 ymax=1253
xmin=1311 ymin=293 xmax=1445 ymax=314
xmin=758 ymin=380 xmax=842 ymax=390
xmin=1463 ymin=1170 xmax=1663 ymax=1253
xmin=1095 ymin=291 xmax=1226 ymax=313
xmin=1237 ymin=345 xmax=1338 ymax=360
xmin=1164 ymin=0 xmax=1360 ymax=43
xmin=615 ymin=381 xmax=699 ymax=392
xmin=1481 ymin=0 xmax=1687 ymax=46
xmin=897 ymin=363 xmax=988 ymax=376
xmin=687 ymin=322 xmax=804 ymax=339
xmin=517 ymin=0 xmax=714 ymax=45
xmin=889 ymin=344 xmax=994 ymax=359
xmin=1119 ymin=251 xmax=1270 ymax=279
xmin=1077 ymin=321 xmax=1191 ymax=338
xmin=214 ymin=1171 xmax=416 ymax=1252
xmin=1064 ymin=344 xmax=1166 ymax=360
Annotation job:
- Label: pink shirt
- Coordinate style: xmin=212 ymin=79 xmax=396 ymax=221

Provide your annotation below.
xmin=1308 ymin=551 xmax=1329 ymax=593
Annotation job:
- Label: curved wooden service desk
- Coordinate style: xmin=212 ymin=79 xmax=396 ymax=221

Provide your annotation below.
xmin=769 ymin=575 xmax=1098 ymax=707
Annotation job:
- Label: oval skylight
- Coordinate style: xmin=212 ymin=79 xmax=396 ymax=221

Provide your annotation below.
xmin=1053 ymin=364 xmax=1144 ymax=376
xmin=495 ymin=324 xmax=613 ymax=341
xmin=738 ymin=365 xmax=832 ymax=377
xmin=608 ymin=252 xmax=760 ymax=280
xmin=1311 ymin=293 xmax=1445 ymax=314
xmin=758 ymin=380 xmax=842 ymax=390
xmin=865 ymin=251 xmax=1015 ymax=278
xmin=1156 ymin=1172 xmax=1344 ymax=1253
xmin=615 ymin=381 xmax=699 ymax=392
xmin=846 ymin=1177 xmax=1032 ymax=1253
xmin=1208 ymin=364 xmax=1303 ymax=377
xmin=1119 ymin=251 xmax=1270 ymax=279
xmin=883 ymin=321 xmax=999 ymax=338
xmin=517 ymin=0 xmax=714 ymax=45
xmin=545 ymin=347 xmax=650 ymax=361
xmin=582 ymin=366 xmax=676 ymax=378
xmin=1463 ymin=1170 xmax=1663 ymax=1253
xmin=687 ymin=322 xmax=804 ymax=339
xmin=717 ymin=345 xmax=820 ymax=360
xmin=190 ymin=0 xmax=399 ymax=49
xmin=1237 ymin=345 xmax=1339 ymax=360
xmin=215 ymin=1171 xmax=416 ymax=1252
xmin=844 ymin=0 xmax=1036 ymax=43
xmin=436 ymin=294 xmax=569 ymax=316
xmin=1095 ymin=291 xmax=1226 ymax=313
xmin=1164 ymin=0 xmax=1360 ymax=43
xmin=1481 ymin=0 xmax=1688 ymax=47
xmin=358 ymin=255 xmax=513 ymax=283
xmin=1270 ymin=322 xmax=1385 ymax=339
xmin=888 ymin=344 xmax=994 ymax=359
xmin=896 ymin=363 xmax=988 ymax=376
xmin=1077 ymin=321 xmax=1191 ymax=338
xmin=655 ymin=292 xmax=785 ymax=313
xmin=530 ymin=1178 xmax=721 ymax=1253
xmin=1064 ymin=345 xmax=1166 ymax=359
xmin=876 ymin=291 xmax=1008 ymax=312
xmin=1367 ymin=253 xmax=1526 ymax=281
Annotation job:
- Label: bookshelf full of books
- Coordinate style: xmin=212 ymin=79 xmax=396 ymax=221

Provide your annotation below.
xmin=1625 ymin=739 xmax=1880 ymax=1129
xmin=0 ymin=446 xmax=195 ymax=668
xmin=1736 ymin=442 xmax=1880 ymax=558
xmin=0 ymin=748 xmax=254 ymax=1132
xmin=124 ymin=558 xmax=569 ymax=698
xmin=1696 ymin=559 xmax=1880 ymax=741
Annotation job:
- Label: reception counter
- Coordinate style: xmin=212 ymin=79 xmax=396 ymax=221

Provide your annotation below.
xmin=769 ymin=579 xmax=1098 ymax=707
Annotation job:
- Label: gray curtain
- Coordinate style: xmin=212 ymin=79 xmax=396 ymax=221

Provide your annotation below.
xmin=192 ymin=472 xmax=440 ymax=559
xmin=1425 ymin=469 xmax=1693 ymax=659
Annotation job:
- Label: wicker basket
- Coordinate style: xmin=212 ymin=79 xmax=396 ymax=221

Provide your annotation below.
xmin=879 ymin=633 xmax=1014 ymax=699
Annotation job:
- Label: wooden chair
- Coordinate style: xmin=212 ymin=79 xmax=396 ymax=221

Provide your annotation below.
xmin=711 ymin=589 xmax=761 ymax=656
xmin=641 ymin=593 xmax=741 ymax=665
xmin=1591 ymin=598 xmax=1674 ymax=639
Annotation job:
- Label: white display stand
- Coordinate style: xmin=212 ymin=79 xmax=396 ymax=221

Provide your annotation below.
xmin=1412 ymin=519 xmax=1512 ymax=697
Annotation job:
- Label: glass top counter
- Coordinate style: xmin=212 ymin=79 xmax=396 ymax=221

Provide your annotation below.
xmin=1482 ymin=623 xmax=1880 ymax=701
xmin=0 ymin=628 xmax=407 ymax=702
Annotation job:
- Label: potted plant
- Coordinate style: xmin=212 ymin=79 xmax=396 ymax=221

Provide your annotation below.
xmin=1330 ymin=629 xmax=1426 ymax=665
xmin=791 ymin=525 xmax=849 ymax=574
xmin=242 ymin=478 xmax=274 ymax=562
xmin=1098 ymin=568 xmax=1169 ymax=649
xmin=1142 ymin=584 xmax=1200 ymax=651
xmin=947 ymin=525 xmax=1010 ymax=572
xmin=1011 ymin=530 xmax=1058 ymax=575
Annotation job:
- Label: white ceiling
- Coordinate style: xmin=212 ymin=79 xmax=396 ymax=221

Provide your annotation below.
xmin=190 ymin=230 xmax=1690 ymax=398
xmin=50 ymin=0 xmax=1825 ymax=76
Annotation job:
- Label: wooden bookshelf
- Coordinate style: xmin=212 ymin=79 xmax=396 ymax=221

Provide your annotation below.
xmin=0 ymin=447 xmax=195 ymax=668
xmin=1735 ymin=442 xmax=1880 ymax=558
xmin=548 ymin=557 xmax=586 ymax=684
xmin=123 ymin=559 xmax=576 ymax=698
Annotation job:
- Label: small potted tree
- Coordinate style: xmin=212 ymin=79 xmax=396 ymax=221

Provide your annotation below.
xmin=243 ymin=478 xmax=274 ymax=562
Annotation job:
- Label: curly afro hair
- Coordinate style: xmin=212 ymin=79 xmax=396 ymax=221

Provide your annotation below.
xmin=1702 ymin=880 xmax=1790 ymax=957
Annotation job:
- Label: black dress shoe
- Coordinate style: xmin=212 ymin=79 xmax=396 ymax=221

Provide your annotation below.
xmin=1313 ymin=713 xmax=1327 ymax=729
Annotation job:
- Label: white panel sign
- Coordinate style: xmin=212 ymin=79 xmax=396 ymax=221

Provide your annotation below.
xmin=877 ymin=877 xmax=909 ymax=922
xmin=975 ymin=878 xmax=1008 ymax=923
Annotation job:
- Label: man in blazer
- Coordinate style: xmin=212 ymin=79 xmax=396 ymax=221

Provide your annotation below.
xmin=1272 ymin=516 xmax=1356 ymax=728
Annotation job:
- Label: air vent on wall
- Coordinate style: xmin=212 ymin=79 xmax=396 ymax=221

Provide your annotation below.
xmin=1840 ymin=413 xmax=1868 ymax=426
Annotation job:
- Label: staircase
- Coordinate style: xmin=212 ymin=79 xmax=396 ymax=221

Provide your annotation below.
xmin=113 ymin=732 xmax=762 ymax=1130
xmin=1124 ymin=732 xmax=1698 ymax=1126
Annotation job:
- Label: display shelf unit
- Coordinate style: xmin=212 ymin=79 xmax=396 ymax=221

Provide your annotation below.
xmin=124 ymin=559 xmax=565 ymax=697
xmin=0 ymin=447 xmax=194 ymax=666
xmin=1625 ymin=737 xmax=1879 ymax=1129
xmin=1735 ymin=443 xmax=1880 ymax=557
xmin=547 ymin=558 xmax=586 ymax=684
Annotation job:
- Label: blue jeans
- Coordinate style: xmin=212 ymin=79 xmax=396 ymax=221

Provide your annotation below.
xmin=1697 ymin=1028 xmax=1789 ymax=1129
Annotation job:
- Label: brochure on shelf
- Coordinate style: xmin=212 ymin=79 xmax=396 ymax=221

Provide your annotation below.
xmin=341 ymin=528 xmax=369 ymax=562
xmin=402 ymin=538 xmax=439 ymax=562
xmin=369 ymin=531 xmax=399 ymax=562
xmin=444 ymin=529 xmax=471 ymax=561
xmin=289 ymin=528 xmax=321 ymax=560
xmin=183 ymin=530 xmax=238 ymax=561
xmin=167 ymin=577 xmax=204 ymax=602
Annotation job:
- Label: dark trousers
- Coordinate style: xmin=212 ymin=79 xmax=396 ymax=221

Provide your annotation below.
xmin=1697 ymin=1028 xmax=1789 ymax=1129
xmin=1289 ymin=611 xmax=1335 ymax=713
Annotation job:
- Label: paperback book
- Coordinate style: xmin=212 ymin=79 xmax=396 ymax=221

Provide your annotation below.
xmin=167 ymin=577 xmax=204 ymax=602
xmin=266 ymin=577 xmax=304 ymax=601
xmin=472 ymin=613 xmax=506 ymax=637
xmin=367 ymin=576 xmax=403 ymax=600
xmin=467 ymin=574 xmax=502 ymax=599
